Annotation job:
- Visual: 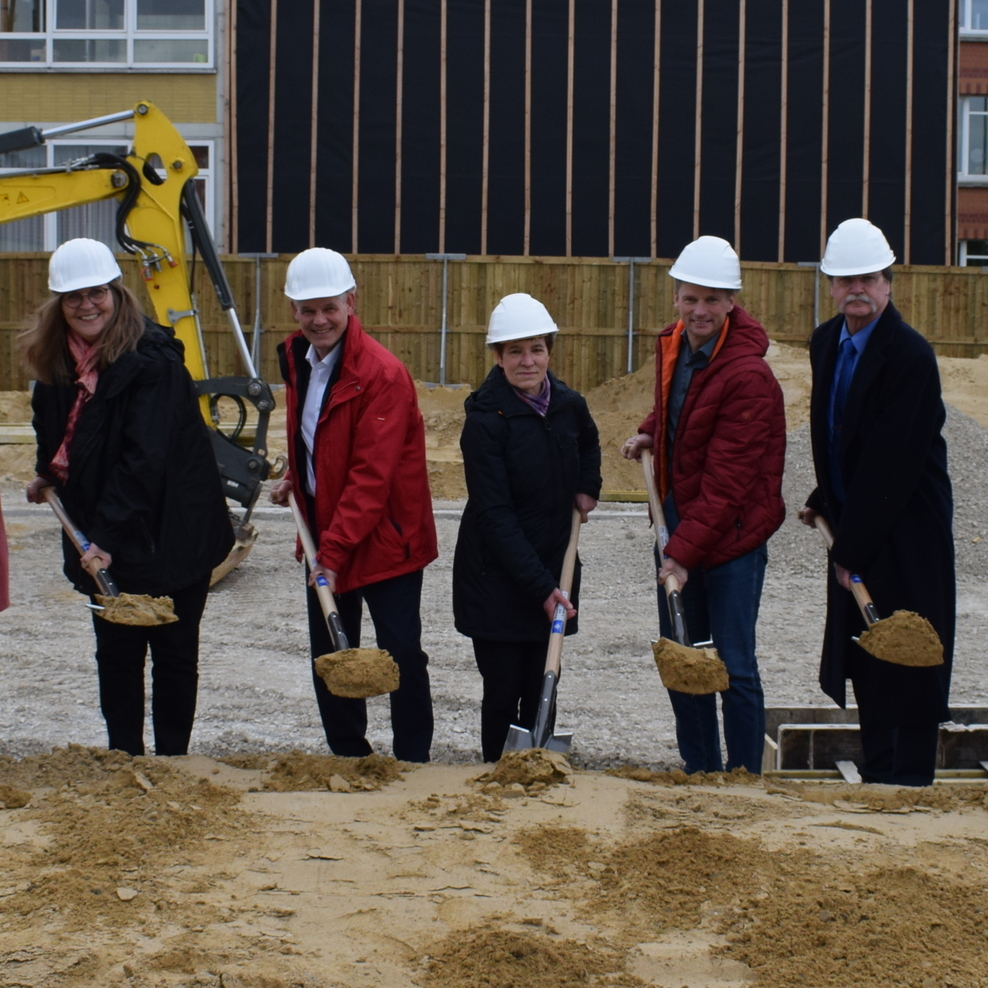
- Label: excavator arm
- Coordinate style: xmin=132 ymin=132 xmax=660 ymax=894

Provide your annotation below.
xmin=0 ymin=101 xmax=280 ymax=577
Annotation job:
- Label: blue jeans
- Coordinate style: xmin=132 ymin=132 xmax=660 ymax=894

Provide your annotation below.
xmin=656 ymin=531 xmax=767 ymax=774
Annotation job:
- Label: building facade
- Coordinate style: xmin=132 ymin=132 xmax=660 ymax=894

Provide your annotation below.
xmin=0 ymin=0 xmax=228 ymax=251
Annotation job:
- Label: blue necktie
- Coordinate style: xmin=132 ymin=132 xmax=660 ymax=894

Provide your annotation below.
xmin=830 ymin=337 xmax=856 ymax=501
xmin=832 ymin=337 xmax=856 ymax=433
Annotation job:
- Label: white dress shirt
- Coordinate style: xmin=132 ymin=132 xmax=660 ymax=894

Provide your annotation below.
xmin=300 ymin=343 xmax=342 ymax=495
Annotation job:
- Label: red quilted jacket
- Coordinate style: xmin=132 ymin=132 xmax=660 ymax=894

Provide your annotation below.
xmin=280 ymin=316 xmax=438 ymax=594
xmin=638 ymin=305 xmax=786 ymax=570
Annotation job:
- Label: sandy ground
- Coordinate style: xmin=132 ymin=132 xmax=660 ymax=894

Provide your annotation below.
xmin=1 ymin=345 xmax=988 ymax=987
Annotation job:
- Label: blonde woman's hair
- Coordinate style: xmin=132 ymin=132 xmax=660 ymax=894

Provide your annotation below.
xmin=20 ymin=280 xmax=146 ymax=384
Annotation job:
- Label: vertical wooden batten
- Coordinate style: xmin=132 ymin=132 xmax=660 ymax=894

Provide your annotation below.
xmin=352 ymin=0 xmax=362 ymax=252
xmin=228 ymin=0 xmax=238 ymax=251
xmin=439 ymin=0 xmax=448 ymax=253
xmin=945 ymin=0 xmax=956 ymax=264
xmin=524 ymin=0 xmax=532 ymax=255
xmin=309 ymin=0 xmax=321 ymax=248
xmin=904 ymin=0 xmax=914 ymax=264
xmin=566 ymin=0 xmax=576 ymax=256
xmin=820 ymin=0 xmax=830 ymax=255
xmin=734 ymin=0 xmax=746 ymax=250
xmin=693 ymin=0 xmax=704 ymax=241
xmin=650 ymin=0 xmax=661 ymax=259
xmin=481 ymin=0 xmax=491 ymax=255
xmin=862 ymin=0 xmax=872 ymax=217
xmin=778 ymin=0 xmax=788 ymax=262
xmin=394 ymin=0 xmax=405 ymax=254
xmin=608 ymin=0 xmax=618 ymax=260
xmin=265 ymin=0 xmax=278 ymax=254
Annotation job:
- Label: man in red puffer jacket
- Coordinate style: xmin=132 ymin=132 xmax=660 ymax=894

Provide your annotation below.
xmin=270 ymin=248 xmax=438 ymax=762
xmin=622 ymin=236 xmax=786 ymax=774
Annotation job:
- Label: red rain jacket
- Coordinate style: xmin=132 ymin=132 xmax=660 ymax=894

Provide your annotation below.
xmin=638 ymin=305 xmax=786 ymax=571
xmin=279 ymin=316 xmax=437 ymax=594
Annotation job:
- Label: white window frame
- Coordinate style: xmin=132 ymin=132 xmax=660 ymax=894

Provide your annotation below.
xmin=958 ymin=96 xmax=988 ymax=185
xmin=0 ymin=138 xmax=216 ymax=252
xmin=958 ymin=240 xmax=988 ymax=265
xmin=961 ymin=0 xmax=988 ymax=35
xmin=0 ymin=0 xmax=213 ymax=70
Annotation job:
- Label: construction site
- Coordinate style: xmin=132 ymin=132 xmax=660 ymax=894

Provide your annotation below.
xmin=2 ymin=2 xmax=988 ymax=985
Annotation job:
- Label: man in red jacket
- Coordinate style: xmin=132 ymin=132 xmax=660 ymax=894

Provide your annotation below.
xmin=270 ymin=248 xmax=438 ymax=762
xmin=622 ymin=237 xmax=786 ymax=774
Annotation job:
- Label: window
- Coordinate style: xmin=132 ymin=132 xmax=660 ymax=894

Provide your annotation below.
xmin=0 ymin=0 xmax=211 ymax=67
xmin=961 ymin=0 xmax=988 ymax=34
xmin=0 ymin=139 xmax=215 ymax=252
xmin=958 ymin=97 xmax=988 ymax=183
xmin=959 ymin=240 xmax=988 ymax=266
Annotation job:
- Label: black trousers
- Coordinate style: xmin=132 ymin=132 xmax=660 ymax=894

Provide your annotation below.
xmin=91 ymin=575 xmax=211 ymax=757
xmin=306 ymin=567 xmax=433 ymax=762
xmin=472 ymin=638 xmax=553 ymax=762
xmin=852 ymin=678 xmax=940 ymax=786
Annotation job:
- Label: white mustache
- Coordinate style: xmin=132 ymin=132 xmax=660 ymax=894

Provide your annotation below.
xmin=839 ymin=293 xmax=878 ymax=313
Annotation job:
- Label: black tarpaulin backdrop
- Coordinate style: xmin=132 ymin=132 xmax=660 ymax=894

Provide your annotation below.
xmin=233 ymin=0 xmax=953 ymax=264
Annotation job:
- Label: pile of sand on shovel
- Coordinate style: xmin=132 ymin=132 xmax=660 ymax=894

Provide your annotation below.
xmin=857 ymin=610 xmax=944 ymax=667
xmin=653 ymin=639 xmax=730 ymax=694
xmin=315 ymin=648 xmax=400 ymax=698
xmin=94 ymin=593 xmax=178 ymax=626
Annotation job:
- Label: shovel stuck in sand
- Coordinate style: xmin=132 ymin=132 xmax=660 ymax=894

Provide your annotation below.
xmin=641 ymin=451 xmax=729 ymax=695
xmin=43 ymin=489 xmax=177 ymax=626
xmin=287 ymin=493 xmax=400 ymax=698
xmin=811 ymin=517 xmax=943 ymax=667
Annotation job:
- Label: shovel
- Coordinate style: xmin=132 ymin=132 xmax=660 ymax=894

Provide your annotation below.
xmin=811 ymin=516 xmax=943 ymax=667
xmin=640 ymin=450 xmax=728 ymax=694
xmin=287 ymin=492 xmax=399 ymax=698
xmin=43 ymin=488 xmax=177 ymax=626
xmin=502 ymin=506 xmax=582 ymax=754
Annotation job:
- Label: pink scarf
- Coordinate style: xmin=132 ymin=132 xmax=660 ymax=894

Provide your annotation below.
xmin=48 ymin=333 xmax=100 ymax=484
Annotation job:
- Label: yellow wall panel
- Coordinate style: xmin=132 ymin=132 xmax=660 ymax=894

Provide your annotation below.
xmin=0 ymin=74 xmax=216 ymax=124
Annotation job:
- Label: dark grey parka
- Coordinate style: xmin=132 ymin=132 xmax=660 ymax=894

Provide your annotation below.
xmin=452 ymin=366 xmax=601 ymax=642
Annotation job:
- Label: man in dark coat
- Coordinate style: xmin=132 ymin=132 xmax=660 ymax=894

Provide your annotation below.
xmin=623 ymin=237 xmax=787 ymax=775
xmin=800 ymin=218 xmax=954 ymax=787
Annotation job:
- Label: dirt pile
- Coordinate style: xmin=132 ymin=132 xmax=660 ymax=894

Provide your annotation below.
xmin=652 ymin=638 xmax=729 ymax=693
xmin=314 ymin=646 xmax=400 ymax=698
xmin=483 ymin=749 xmax=574 ymax=790
xmin=221 ymin=750 xmax=405 ymax=791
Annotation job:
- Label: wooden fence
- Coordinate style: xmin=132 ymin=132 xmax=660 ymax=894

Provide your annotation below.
xmin=2 ymin=254 xmax=987 ymax=392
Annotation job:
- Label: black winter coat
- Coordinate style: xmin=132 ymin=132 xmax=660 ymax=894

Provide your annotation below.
xmin=32 ymin=320 xmax=234 ymax=596
xmin=453 ymin=367 xmax=602 ymax=642
xmin=806 ymin=302 xmax=954 ymax=726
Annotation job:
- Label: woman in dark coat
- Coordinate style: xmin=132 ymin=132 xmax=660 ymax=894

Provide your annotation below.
xmin=23 ymin=238 xmax=233 ymax=757
xmin=453 ymin=293 xmax=602 ymax=761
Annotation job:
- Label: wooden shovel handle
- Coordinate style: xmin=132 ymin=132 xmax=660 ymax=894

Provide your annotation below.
xmin=544 ymin=507 xmax=582 ymax=677
xmin=640 ymin=450 xmax=682 ymax=595
xmin=811 ymin=515 xmax=878 ymax=629
xmin=43 ymin=488 xmax=117 ymax=596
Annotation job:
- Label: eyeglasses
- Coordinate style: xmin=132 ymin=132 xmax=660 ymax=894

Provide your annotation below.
xmin=62 ymin=286 xmax=109 ymax=308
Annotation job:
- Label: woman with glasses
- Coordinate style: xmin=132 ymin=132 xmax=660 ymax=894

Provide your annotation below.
xmin=22 ymin=238 xmax=233 ymax=757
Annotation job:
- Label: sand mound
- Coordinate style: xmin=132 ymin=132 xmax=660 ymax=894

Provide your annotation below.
xmin=857 ymin=609 xmax=944 ymax=666
xmin=652 ymin=638 xmax=729 ymax=693
xmin=220 ymin=750 xmax=405 ymax=792
xmin=418 ymin=928 xmax=647 ymax=988
xmin=314 ymin=646 xmax=400 ymax=697
xmin=481 ymin=749 xmax=574 ymax=789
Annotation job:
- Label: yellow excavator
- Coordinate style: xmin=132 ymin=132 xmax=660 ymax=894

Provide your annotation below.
xmin=0 ymin=100 xmax=280 ymax=581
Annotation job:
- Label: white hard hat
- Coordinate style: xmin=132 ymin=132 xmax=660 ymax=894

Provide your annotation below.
xmin=284 ymin=248 xmax=356 ymax=301
xmin=820 ymin=218 xmax=896 ymax=277
xmin=668 ymin=236 xmax=742 ymax=291
xmin=486 ymin=293 xmax=559 ymax=346
xmin=48 ymin=238 xmax=123 ymax=293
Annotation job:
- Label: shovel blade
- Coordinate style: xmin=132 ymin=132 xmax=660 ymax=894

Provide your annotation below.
xmin=502 ymin=725 xmax=573 ymax=755
xmin=502 ymin=725 xmax=534 ymax=752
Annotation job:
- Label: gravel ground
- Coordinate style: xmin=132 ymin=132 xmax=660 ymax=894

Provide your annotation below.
xmin=1 ymin=408 xmax=985 ymax=770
